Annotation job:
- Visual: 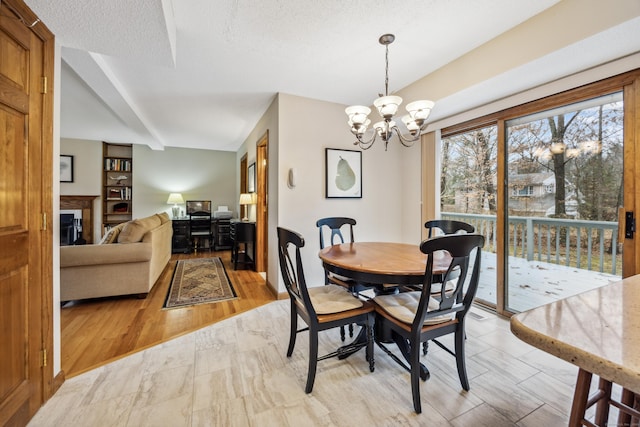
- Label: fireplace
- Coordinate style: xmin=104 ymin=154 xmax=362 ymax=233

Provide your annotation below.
xmin=60 ymin=209 xmax=83 ymax=245
xmin=60 ymin=195 xmax=99 ymax=244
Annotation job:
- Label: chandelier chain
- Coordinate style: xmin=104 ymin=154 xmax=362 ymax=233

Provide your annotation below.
xmin=384 ymin=44 xmax=389 ymax=97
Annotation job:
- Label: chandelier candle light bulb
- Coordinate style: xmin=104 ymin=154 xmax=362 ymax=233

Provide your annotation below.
xmin=345 ymin=34 xmax=434 ymax=150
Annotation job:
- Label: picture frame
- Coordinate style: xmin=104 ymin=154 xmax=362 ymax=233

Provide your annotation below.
xmin=60 ymin=155 xmax=74 ymax=183
xmin=325 ymin=148 xmax=362 ymax=198
xmin=248 ymin=162 xmax=256 ymax=193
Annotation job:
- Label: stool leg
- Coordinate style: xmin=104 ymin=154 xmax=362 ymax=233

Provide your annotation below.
xmin=569 ymin=369 xmax=592 ymax=427
xmin=594 ymin=378 xmax=612 ymax=426
xmin=618 ymin=388 xmax=635 ymax=426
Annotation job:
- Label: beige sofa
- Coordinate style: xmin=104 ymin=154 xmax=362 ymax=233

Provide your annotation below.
xmin=60 ymin=212 xmax=173 ymax=301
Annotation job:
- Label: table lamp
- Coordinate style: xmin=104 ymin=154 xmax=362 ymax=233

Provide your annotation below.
xmin=167 ymin=193 xmax=184 ymax=218
xmin=239 ymin=193 xmax=256 ymax=221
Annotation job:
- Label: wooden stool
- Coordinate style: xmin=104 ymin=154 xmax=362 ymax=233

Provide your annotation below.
xmin=569 ymin=368 xmax=640 ymax=426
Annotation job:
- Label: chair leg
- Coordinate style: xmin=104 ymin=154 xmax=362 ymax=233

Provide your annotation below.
xmin=366 ymin=315 xmax=375 ymax=372
xmin=286 ymin=308 xmax=297 ymax=357
xmin=454 ymin=325 xmax=470 ymax=391
xmin=410 ymin=338 xmax=423 ymax=414
xmin=305 ymin=330 xmax=319 ymax=394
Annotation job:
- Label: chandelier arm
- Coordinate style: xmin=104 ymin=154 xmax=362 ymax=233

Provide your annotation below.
xmin=391 ymin=125 xmax=420 ymax=147
xmin=354 ymin=132 xmax=377 ymax=150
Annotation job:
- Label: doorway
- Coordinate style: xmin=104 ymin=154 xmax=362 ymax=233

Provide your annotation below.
xmin=256 ymin=132 xmax=268 ymax=273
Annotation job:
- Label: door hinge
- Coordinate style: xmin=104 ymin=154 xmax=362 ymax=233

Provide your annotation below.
xmin=41 ymin=76 xmax=48 ymax=94
xmin=42 ymin=212 xmax=47 ymax=231
xmin=42 ymin=348 xmax=47 ymax=367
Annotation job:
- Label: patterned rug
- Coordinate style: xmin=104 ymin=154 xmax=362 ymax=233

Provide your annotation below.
xmin=163 ymin=257 xmax=237 ymax=309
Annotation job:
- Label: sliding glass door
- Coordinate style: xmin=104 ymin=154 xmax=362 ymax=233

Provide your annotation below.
xmin=504 ymin=93 xmax=623 ymax=312
xmin=437 ymin=70 xmax=640 ymax=316
xmin=440 ymin=125 xmax=498 ymax=306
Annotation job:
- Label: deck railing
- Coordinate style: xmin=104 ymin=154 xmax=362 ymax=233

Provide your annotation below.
xmin=441 ymin=212 xmax=621 ymax=275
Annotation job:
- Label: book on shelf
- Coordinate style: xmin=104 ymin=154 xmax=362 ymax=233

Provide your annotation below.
xmin=104 ymin=158 xmax=132 ymax=171
xmin=107 ymin=187 xmax=131 ymax=200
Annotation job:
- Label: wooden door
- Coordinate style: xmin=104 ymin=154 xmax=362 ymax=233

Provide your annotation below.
xmin=256 ymin=132 xmax=268 ymax=273
xmin=0 ymin=1 xmax=54 ymax=425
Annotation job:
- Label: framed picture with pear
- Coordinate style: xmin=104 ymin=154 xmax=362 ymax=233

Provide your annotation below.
xmin=325 ymin=148 xmax=362 ymax=198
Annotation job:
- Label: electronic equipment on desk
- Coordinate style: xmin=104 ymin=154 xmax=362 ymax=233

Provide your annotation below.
xmin=213 ymin=206 xmax=233 ymax=219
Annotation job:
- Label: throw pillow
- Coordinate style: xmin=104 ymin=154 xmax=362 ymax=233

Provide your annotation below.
xmin=99 ymin=228 xmax=118 ymax=244
xmin=98 ymin=222 xmax=126 ymax=244
xmin=117 ymin=219 xmax=147 ymax=243
xmin=156 ymin=212 xmax=170 ymax=224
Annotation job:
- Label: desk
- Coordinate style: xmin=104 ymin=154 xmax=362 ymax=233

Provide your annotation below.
xmin=231 ymin=221 xmax=255 ymax=270
xmin=171 ymin=218 xmax=233 ymax=253
xmin=510 ymin=275 xmax=640 ymax=426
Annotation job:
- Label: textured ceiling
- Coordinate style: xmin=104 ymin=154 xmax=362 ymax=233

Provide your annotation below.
xmin=22 ymin=0 xmax=622 ymax=152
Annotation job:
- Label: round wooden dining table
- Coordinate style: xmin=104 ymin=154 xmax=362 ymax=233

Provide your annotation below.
xmin=318 ymin=241 xmax=450 ymax=287
xmin=319 ymin=241 xmax=452 ymax=377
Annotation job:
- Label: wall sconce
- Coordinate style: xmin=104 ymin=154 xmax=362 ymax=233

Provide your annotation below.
xmin=287 ymin=168 xmax=296 ymax=189
xmin=166 ymin=193 xmax=184 ymax=218
xmin=239 ymin=192 xmax=256 ymax=221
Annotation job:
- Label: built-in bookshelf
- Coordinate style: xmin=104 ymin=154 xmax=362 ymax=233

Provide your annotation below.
xmin=102 ymin=142 xmax=133 ymax=230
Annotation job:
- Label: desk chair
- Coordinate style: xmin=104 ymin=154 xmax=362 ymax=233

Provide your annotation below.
xmin=189 ymin=211 xmax=213 ymax=252
xmin=374 ymin=233 xmax=484 ymax=413
xmin=277 ymin=226 xmax=374 ymax=393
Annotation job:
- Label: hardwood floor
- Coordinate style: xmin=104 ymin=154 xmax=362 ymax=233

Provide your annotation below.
xmin=60 ymin=250 xmax=276 ymax=377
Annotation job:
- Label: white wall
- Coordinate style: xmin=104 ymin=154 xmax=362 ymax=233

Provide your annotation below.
xmin=134 ymin=146 xmax=237 ymax=219
xmin=275 ymin=93 xmax=411 ymax=291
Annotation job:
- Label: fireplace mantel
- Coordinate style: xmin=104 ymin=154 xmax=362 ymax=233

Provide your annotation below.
xmin=60 ymin=196 xmax=99 ymax=244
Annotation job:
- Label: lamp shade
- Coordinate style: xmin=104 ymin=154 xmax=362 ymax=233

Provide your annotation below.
xmin=239 ymin=193 xmax=254 ymax=205
xmin=167 ymin=193 xmax=184 ymax=205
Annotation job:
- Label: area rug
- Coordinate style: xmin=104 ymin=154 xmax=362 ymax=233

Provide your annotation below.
xmin=163 ymin=257 xmax=237 ymax=309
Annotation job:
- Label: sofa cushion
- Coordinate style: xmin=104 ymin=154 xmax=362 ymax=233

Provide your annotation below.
xmin=156 ymin=212 xmax=171 ymax=224
xmin=118 ymin=215 xmax=162 ymax=243
xmin=99 ymin=222 xmax=126 ymax=244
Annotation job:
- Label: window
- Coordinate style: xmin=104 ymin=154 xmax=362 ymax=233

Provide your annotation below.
xmin=513 ymin=186 xmax=534 ymax=197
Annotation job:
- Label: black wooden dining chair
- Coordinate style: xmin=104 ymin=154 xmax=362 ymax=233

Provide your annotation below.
xmin=425 ymin=219 xmax=475 ymax=238
xmin=316 ymin=217 xmax=368 ymax=340
xmin=374 ymin=233 xmax=484 ymax=413
xmin=277 ymin=226 xmax=375 ymax=393
xmin=420 ymin=219 xmax=476 ymax=354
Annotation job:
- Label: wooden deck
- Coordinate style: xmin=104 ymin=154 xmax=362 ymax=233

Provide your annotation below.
xmin=475 ymin=252 xmax=621 ymax=312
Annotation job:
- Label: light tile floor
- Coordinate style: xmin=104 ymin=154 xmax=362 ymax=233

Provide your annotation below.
xmin=29 ymin=300 xmax=608 ymax=426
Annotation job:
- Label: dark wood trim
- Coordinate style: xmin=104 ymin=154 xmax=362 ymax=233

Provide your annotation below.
xmin=51 ymin=371 xmax=65 ymax=397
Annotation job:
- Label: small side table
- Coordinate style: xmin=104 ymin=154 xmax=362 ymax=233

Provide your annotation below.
xmin=231 ymin=221 xmax=255 ymax=270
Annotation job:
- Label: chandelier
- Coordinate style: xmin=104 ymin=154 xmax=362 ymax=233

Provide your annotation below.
xmin=346 ymin=34 xmax=434 ymax=150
